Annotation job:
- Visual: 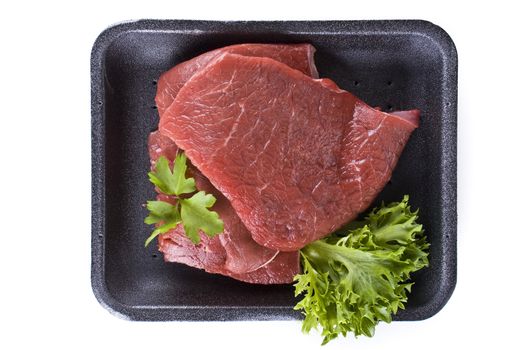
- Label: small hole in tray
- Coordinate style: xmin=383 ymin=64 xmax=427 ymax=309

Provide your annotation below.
xmin=152 ymin=253 xmax=158 ymax=258
xmin=152 ymin=80 xmax=157 ymax=86
xmin=353 ymin=81 xmax=360 ymax=86
xmin=387 ymin=81 xmax=393 ymax=86
xmin=152 ymin=106 xmax=157 ymax=110
xmin=387 ymin=104 xmax=393 ymax=111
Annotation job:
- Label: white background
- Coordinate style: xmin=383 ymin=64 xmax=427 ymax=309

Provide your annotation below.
xmin=1 ymin=1 xmax=522 ymax=349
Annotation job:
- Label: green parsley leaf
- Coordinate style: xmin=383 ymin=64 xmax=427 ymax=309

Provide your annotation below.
xmin=144 ymin=201 xmax=181 ymax=247
xmin=148 ymin=154 xmax=196 ymax=196
xmin=179 ymin=191 xmax=224 ymax=244
xmin=294 ymin=196 xmax=429 ymax=345
xmin=144 ymin=153 xmax=223 ymax=246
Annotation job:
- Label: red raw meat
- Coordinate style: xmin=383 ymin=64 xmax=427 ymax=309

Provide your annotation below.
xmin=160 ymin=53 xmax=419 ymax=251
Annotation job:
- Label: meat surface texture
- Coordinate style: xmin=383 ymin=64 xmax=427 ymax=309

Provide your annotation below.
xmin=149 ymin=131 xmax=300 ymax=284
xmin=160 ymin=53 xmax=419 ymax=251
xmin=155 ymin=43 xmax=318 ymax=116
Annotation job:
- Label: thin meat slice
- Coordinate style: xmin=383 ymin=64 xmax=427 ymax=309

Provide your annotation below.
xmin=160 ymin=53 xmax=420 ymax=251
xmin=159 ymin=228 xmax=301 ymax=284
xmin=149 ymin=131 xmax=300 ymax=284
xmin=155 ymin=43 xmax=318 ymax=116
xmin=228 ymin=249 xmax=302 ymax=284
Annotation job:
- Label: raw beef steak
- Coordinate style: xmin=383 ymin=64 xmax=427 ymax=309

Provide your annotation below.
xmin=160 ymin=53 xmax=419 ymax=251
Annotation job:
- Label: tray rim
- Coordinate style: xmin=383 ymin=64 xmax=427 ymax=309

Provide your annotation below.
xmin=91 ymin=19 xmax=457 ymax=322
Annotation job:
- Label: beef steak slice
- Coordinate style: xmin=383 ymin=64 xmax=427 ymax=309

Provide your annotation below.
xmin=160 ymin=53 xmax=419 ymax=251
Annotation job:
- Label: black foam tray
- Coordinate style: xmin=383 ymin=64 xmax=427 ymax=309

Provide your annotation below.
xmin=91 ymin=20 xmax=457 ymax=321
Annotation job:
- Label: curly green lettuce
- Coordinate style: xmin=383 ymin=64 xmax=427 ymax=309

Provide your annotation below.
xmin=293 ymin=196 xmax=429 ymax=345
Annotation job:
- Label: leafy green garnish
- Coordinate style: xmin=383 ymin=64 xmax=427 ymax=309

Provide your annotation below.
xmin=180 ymin=191 xmax=223 ymax=243
xmin=144 ymin=201 xmax=181 ymax=247
xmin=148 ymin=154 xmax=196 ymax=195
xmin=293 ymin=196 xmax=429 ymax=345
xmin=144 ymin=154 xmax=224 ymax=246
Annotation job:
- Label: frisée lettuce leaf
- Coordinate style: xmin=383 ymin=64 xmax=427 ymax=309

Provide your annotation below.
xmin=293 ymin=196 xmax=429 ymax=345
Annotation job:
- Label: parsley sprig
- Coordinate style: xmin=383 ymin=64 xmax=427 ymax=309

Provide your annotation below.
xmin=144 ymin=153 xmax=224 ymax=246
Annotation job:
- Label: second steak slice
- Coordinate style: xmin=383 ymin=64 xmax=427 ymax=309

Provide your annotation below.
xmin=160 ymin=53 xmax=419 ymax=251
xmin=155 ymin=43 xmax=317 ymax=116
